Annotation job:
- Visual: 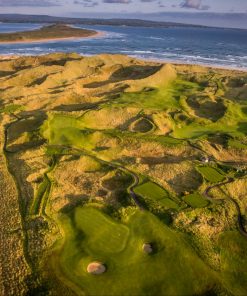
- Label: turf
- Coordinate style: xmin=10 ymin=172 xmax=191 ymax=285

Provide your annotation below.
xmin=134 ymin=181 xmax=178 ymax=209
xmin=196 ymin=166 xmax=225 ymax=183
xmin=75 ymin=207 xmax=129 ymax=254
xmin=218 ymin=231 xmax=247 ymax=295
xmin=54 ymin=207 xmax=219 ymax=296
xmin=183 ymin=193 xmax=209 ymax=208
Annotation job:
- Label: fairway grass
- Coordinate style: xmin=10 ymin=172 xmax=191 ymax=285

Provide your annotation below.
xmin=196 ymin=166 xmax=225 ymax=183
xmin=75 ymin=207 xmax=129 ymax=254
xmin=183 ymin=193 xmax=209 ymax=208
xmin=218 ymin=231 xmax=247 ymax=295
xmin=134 ymin=181 xmax=179 ymax=209
xmin=54 ymin=207 xmax=219 ymax=296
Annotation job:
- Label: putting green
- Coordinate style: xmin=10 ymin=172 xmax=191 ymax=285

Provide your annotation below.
xmin=75 ymin=207 xmax=129 ymax=254
xmin=54 ymin=207 xmax=219 ymax=296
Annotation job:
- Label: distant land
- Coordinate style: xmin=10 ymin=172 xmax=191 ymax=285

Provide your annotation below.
xmin=0 ymin=13 xmax=246 ymax=30
xmin=0 ymin=24 xmax=98 ymax=43
xmin=0 ymin=14 xmax=208 ymax=29
xmin=69 ymin=12 xmax=247 ymax=30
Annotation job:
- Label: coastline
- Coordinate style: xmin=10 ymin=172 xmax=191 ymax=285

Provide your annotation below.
xmin=0 ymin=52 xmax=246 ymax=73
xmin=0 ymin=30 xmax=105 ymax=45
xmin=135 ymin=56 xmax=247 ymax=73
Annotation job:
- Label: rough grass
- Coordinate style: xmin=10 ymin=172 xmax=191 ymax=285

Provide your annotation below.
xmin=218 ymin=231 xmax=247 ymax=295
xmin=0 ymin=104 xmax=24 ymax=114
xmin=228 ymin=138 xmax=247 ymax=149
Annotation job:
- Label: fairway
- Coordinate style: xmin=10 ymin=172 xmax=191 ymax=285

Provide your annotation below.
xmin=196 ymin=166 xmax=225 ymax=183
xmin=134 ymin=181 xmax=178 ymax=209
xmin=55 ymin=207 xmax=219 ymax=296
xmin=75 ymin=207 xmax=129 ymax=254
xmin=183 ymin=193 xmax=209 ymax=208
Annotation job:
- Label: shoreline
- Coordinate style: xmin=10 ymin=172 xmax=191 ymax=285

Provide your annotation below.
xmin=0 ymin=52 xmax=246 ymax=73
xmin=0 ymin=30 xmax=105 ymax=45
xmin=135 ymin=56 xmax=247 ymax=73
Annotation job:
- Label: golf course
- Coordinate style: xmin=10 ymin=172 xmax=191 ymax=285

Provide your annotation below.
xmin=0 ymin=53 xmax=247 ymax=295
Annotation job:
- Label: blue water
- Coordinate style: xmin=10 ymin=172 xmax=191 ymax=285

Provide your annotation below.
xmin=0 ymin=23 xmax=247 ymax=70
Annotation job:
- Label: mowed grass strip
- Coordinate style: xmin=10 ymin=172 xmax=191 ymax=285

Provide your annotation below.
xmin=55 ymin=207 xmax=220 ymax=296
xmin=183 ymin=193 xmax=209 ymax=208
xmin=75 ymin=207 xmax=129 ymax=254
xmin=196 ymin=166 xmax=225 ymax=183
xmin=134 ymin=181 xmax=178 ymax=209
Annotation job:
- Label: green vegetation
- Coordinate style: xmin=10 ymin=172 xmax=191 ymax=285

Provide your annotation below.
xmin=54 ymin=207 xmax=219 ymax=296
xmin=228 ymin=138 xmax=247 ymax=149
xmin=0 ymin=24 xmax=97 ymax=43
xmin=196 ymin=166 xmax=225 ymax=183
xmin=183 ymin=193 xmax=209 ymax=208
xmin=1 ymin=53 xmax=247 ymax=296
xmin=218 ymin=231 xmax=247 ymax=295
xmin=134 ymin=181 xmax=178 ymax=209
xmin=0 ymin=104 xmax=24 ymax=114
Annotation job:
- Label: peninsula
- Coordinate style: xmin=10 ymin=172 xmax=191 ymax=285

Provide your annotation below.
xmin=0 ymin=24 xmax=99 ymax=43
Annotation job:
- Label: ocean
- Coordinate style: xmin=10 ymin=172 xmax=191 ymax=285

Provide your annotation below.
xmin=0 ymin=23 xmax=247 ymax=70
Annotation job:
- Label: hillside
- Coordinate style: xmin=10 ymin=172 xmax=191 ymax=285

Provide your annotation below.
xmin=0 ymin=53 xmax=247 ymax=295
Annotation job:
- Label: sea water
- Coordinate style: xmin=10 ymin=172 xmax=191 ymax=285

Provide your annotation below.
xmin=0 ymin=23 xmax=246 ymax=70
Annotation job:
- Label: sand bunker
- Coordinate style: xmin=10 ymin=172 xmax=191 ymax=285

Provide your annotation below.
xmin=87 ymin=262 xmax=106 ymax=275
xmin=142 ymin=243 xmax=153 ymax=254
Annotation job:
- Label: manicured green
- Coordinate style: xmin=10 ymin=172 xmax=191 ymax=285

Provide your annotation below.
xmin=75 ymin=207 xmax=129 ymax=254
xmin=134 ymin=181 xmax=178 ymax=209
xmin=109 ymin=79 xmax=198 ymax=111
xmin=183 ymin=193 xmax=209 ymax=208
xmin=196 ymin=166 xmax=225 ymax=183
xmin=54 ymin=207 xmax=219 ymax=296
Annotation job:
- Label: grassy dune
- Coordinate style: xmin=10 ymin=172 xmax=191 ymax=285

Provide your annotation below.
xmin=0 ymin=53 xmax=247 ymax=295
